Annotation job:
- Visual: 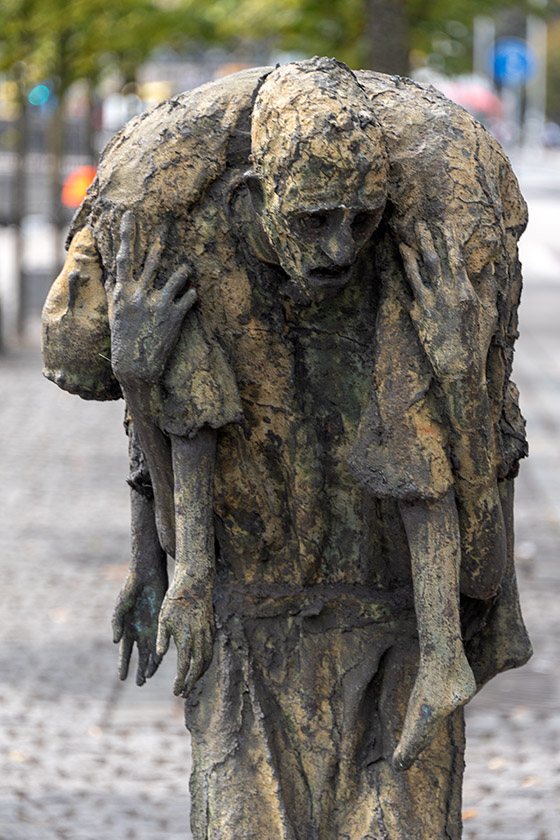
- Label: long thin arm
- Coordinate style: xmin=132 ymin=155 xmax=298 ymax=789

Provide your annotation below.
xmin=120 ymin=388 xmax=176 ymax=557
xmin=444 ymin=388 xmax=507 ymax=599
xmin=394 ymin=489 xmax=476 ymax=770
xmin=156 ymin=428 xmax=217 ymax=697
xmin=399 ymin=222 xmax=507 ymax=597
xmin=107 ymin=211 xmax=199 ymax=557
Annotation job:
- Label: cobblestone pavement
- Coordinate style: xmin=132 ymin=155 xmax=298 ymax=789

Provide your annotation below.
xmin=0 ymin=348 xmax=191 ymax=840
xmin=1 ymin=177 xmax=559 ymax=839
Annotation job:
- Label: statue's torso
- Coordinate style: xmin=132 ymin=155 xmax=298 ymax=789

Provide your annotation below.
xmin=172 ymin=184 xmax=413 ymax=596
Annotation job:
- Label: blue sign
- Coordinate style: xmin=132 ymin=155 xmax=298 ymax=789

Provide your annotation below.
xmin=28 ymin=84 xmax=51 ymax=106
xmin=491 ymin=37 xmax=537 ymax=87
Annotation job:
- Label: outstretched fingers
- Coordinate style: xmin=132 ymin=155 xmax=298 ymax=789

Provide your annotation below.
xmin=180 ymin=633 xmax=212 ymax=697
xmin=173 ymin=638 xmax=193 ymax=697
xmin=136 ymin=644 xmax=148 ymax=687
xmin=112 ymin=575 xmax=138 ymax=643
xmin=415 ymin=221 xmax=478 ymax=308
xmin=442 ymin=225 xmax=462 ymax=270
xmin=155 ymin=618 xmax=171 ymax=659
xmin=161 ymin=266 xmax=196 ymax=306
xmin=118 ymin=635 xmax=134 ymax=681
xmin=140 ymin=228 xmax=166 ymax=289
xmin=111 ymin=610 xmax=124 ymax=644
xmin=146 ymin=649 xmax=162 ymax=680
xmin=159 ymin=269 xmax=198 ymax=338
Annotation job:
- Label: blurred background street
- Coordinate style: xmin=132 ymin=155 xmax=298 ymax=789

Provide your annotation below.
xmin=1 ymin=2 xmax=560 ymax=838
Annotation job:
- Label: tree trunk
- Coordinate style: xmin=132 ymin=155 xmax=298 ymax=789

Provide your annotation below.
xmin=364 ymin=0 xmax=410 ymax=76
xmin=87 ymin=89 xmax=96 ymax=164
xmin=49 ymin=30 xmax=72 ymax=265
xmin=49 ymin=99 xmax=65 ymax=232
xmin=13 ymin=80 xmax=27 ymax=339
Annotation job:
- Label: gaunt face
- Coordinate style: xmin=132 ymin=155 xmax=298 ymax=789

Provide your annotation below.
xmin=280 ymin=201 xmax=385 ymax=293
xmin=260 ymin=170 xmax=387 ymax=301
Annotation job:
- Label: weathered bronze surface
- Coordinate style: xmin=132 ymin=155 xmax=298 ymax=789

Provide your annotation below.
xmin=42 ymin=57 xmax=531 ymax=839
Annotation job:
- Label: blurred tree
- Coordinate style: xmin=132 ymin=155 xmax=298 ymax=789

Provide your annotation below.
xmin=0 ymin=0 xmax=555 ymax=226
xmin=0 ymin=0 xmax=196 ymax=227
xmin=547 ymin=16 xmax=560 ymax=122
xmin=196 ymin=0 xmax=364 ymax=65
xmin=364 ymin=1 xmax=410 ymax=75
xmin=195 ymin=0 xmax=537 ymax=76
xmin=0 ymin=0 xmax=210 ymax=333
xmin=405 ymin=0 xmax=531 ymax=76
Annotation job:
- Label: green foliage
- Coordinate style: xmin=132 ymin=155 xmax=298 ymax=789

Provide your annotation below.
xmin=547 ymin=16 xmax=560 ymax=121
xmin=201 ymin=0 xmax=366 ymax=66
xmin=0 ymin=0 xmax=550 ymax=97
xmin=178 ymin=0 xmax=535 ymax=75
xmin=0 ymin=0 xmax=208 ymax=96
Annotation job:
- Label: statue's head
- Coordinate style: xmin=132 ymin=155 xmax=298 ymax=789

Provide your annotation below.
xmin=248 ymin=57 xmax=388 ymax=300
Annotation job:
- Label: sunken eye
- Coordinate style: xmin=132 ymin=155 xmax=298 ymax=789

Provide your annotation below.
xmin=351 ymin=211 xmax=376 ymax=236
xmin=293 ymin=214 xmax=328 ymax=235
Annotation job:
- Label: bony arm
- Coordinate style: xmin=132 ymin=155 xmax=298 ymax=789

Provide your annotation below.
xmin=156 ymin=428 xmax=217 ymax=697
xmin=398 ymin=222 xmax=498 ymax=485
xmin=112 ymin=486 xmax=168 ymax=686
xmin=107 ymin=209 xmax=200 ymax=558
xmin=394 ymin=489 xmax=476 ymax=771
xmin=118 ymin=390 xmax=176 ymax=559
xmin=399 ymin=220 xmax=507 ymax=596
xmin=398 ymin=220 xmax=498 ymax=481
xmin=455 ymin=476 xmax=506 ymax=599
xmin=398 ymin=222 xmax=497 ymax=462
xmin=442 ymin=385 xmax=507 ymax=599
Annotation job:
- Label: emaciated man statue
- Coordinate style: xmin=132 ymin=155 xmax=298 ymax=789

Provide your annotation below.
xmin=42 ymin=58 xmax=531 ymax=839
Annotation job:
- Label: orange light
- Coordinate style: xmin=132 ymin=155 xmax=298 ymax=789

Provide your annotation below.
xmin=61 ymin=165 xmax=97 ymax=208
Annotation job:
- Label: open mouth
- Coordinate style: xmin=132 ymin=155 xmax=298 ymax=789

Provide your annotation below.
xmin=307 ymin=265 xmax=352 ymax=288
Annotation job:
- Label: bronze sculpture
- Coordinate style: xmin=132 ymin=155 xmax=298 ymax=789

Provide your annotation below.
xmin=42 ymin=58 xmax=531 ymax=838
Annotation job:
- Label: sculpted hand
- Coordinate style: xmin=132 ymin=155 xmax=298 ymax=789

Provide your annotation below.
xmin=110 ymin=211 xmax=198 ymax=387
xmin=112 ymin=563 xmax=168 ymax=686
xmin=399 ymin=221 xmax=498 ymax=384
xmin=155 ymin=577 xmax=215 ymax=698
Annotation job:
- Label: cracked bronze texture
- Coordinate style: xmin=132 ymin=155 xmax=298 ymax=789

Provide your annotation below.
xmin=42 ymin=58 xmax=531 ymax=839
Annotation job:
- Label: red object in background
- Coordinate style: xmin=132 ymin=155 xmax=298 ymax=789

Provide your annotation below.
xmin=440 ymin=81 xmax=504 ymax=119
xmin=61 ymin=165 xmax=97 ymax=208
